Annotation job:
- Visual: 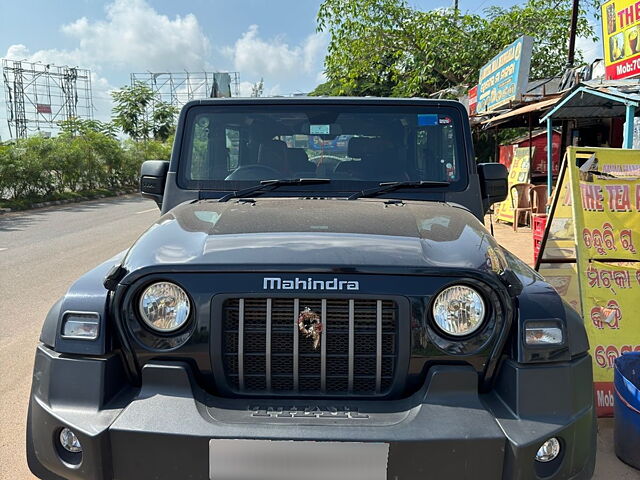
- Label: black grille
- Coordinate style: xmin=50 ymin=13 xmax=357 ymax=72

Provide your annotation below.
xmin=222 ymin=298 xmax=397 ymax=395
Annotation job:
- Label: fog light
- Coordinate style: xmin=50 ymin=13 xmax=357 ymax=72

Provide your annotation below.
xmin=535 ymin=437 xmax=560 ymax=462
xmin=59 ymin=428 xmax=82 ymax=453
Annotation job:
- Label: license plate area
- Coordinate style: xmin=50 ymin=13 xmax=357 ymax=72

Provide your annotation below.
xmin=209 ymin=439 xmax=389 ymax=480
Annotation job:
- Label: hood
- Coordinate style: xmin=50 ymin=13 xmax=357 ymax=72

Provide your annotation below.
xmin=121 ymin=198 xmax=506 ymax=276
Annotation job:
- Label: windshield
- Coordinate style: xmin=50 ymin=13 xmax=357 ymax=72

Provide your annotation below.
xmin=179 ymin=104 xmax=467 ymax=190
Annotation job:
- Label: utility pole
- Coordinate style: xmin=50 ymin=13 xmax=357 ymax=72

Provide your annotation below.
xmin=567 ymin=0 xmax=580 ymax=67
xmin=453 ymin=0 xmax=459 ymax=14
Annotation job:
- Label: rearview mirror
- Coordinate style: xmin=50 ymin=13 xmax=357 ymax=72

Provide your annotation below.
xmin=140 ymin=160 xmax=169 ymax=208
xmin=477 ymin=162 xmax=508 ymax=213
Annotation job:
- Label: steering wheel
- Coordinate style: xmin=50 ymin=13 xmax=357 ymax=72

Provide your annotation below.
xmin=225 ymin=164 xmax=281 ymax=181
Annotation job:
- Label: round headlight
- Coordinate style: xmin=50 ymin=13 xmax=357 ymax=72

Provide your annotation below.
xmin=139 ymin=282 xmax=190 ymax=332
xmin=432 ymin=285 xmax=485 ymax=337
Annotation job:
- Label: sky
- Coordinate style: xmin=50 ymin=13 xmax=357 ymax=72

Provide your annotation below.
xmin=0 ymin=0 xmax=603 ymax=140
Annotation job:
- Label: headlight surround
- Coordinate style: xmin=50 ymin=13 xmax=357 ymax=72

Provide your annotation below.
xmin=432 ymin=285 xmax=486 ymax=337
xmin=139 ymin=282 xmax=191 ymax=333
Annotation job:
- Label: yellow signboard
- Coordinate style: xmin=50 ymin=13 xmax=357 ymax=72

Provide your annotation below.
xmin=494 ymin=147 xmax=531 ymax=224
xmin=602 ymin=0 xmax=640 ymax=79
xmin=567 ymin=147 xmax=640 ymax=416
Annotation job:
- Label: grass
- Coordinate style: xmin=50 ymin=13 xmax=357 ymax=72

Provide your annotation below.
xmin=0 ymin=187 xmax=136 ymax=211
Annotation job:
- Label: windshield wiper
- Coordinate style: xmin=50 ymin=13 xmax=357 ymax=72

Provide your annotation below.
xmin=347 ymin=180 xmax=450 ymax=200
xmin=217 ymin=178 xmax=332 ymax=202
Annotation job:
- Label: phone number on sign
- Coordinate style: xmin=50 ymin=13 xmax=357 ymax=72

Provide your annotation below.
xmin=608 ymin=56 xmax=640 ymax=79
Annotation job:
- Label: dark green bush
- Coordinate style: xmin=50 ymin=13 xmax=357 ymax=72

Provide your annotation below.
xmin=0 ymin=133 xmax=172 ymax=205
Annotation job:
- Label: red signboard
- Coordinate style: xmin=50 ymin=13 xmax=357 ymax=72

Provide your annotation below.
xmin=499 ymin=131 xmax=561 ymax=176
xmin=36 ymin=104 xmax=52 ymax=114
xmin=468 ymin=86 xmax=478 ymax=116
xmin=606 ymin=56 xmax=640 ymax=79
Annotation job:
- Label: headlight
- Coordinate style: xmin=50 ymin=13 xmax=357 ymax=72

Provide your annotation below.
xmin=139 ymin=282 xmax=190 ymax=332
xmin=432 ymin=285 xmax=486 ymax=336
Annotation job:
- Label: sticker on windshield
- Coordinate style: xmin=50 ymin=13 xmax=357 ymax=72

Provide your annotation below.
xmin=417 ymin=114 xmax=438 ymax=126
xmin=439 ymin=116 xmax=452 ymax=125
xmin=310 ymin=124 xmax=330 ymax=135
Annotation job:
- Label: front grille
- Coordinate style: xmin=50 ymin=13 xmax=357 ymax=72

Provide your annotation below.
xmin=222 ymin=298 xmax=398 ymax=395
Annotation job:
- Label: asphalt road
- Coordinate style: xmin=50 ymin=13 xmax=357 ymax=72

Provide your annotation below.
xmin=0 ymin=196 xmax=637 ymax=479
xmin=0 ymin=195 xmax=158 ymax=480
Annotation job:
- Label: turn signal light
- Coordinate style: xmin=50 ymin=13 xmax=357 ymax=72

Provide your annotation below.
xmin=525 ymin=325 xmax=563 ymax=345
xmin=61 ymin=312 xmax=100 ymax=340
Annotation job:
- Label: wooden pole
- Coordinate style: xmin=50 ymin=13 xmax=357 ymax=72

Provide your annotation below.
xmin=567 ymin=0 xmax=580 ymax=67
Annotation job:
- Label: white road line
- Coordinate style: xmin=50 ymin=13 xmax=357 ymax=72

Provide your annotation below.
xmin=0 ymin=248 xmax=7 ymax=252
xmin=135 ymin=208 xmax=157 ymax=214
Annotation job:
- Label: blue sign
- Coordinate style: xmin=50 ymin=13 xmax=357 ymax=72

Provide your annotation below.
xmin=477 ymin=36 xmax=533 ymax=114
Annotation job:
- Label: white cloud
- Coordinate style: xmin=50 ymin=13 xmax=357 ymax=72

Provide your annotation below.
xmin=2 ymin=0 xmax=214 ymax=131
xmin=238 ymin=81 xmax=255 ymax=97
xmin=61 ymin=0 xmax=211 ymax=71
xmin=225 ymin=25 xmax=327 ymax=91
xmin=5 ymin=0 xmax=211 ymax=74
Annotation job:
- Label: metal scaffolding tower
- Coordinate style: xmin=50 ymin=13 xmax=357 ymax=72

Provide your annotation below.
xmin=2 ymin=59 xmax=93 ymax=139
xmin=130 ymin=71 xmax=240 ymax=110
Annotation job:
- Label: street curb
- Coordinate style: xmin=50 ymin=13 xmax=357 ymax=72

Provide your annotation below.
xmin=0 ymin=189 xmax=138 ymax=215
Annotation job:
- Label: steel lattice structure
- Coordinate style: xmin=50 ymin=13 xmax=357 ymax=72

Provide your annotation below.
xmin=2 ymin=59 xmax=93 ymax=139
xmin=130 ymin=71 xmax=240 ymax=110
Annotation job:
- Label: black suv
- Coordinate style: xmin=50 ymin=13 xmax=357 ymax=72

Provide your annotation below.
xmin=27 ymin=98 xmax=596 ymax=480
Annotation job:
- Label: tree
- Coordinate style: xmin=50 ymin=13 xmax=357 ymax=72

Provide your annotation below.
xmin=111 ymin=82 xmax=177 ymax=141
xmin=313 ymin=0 xmax=600 ymax=98
xmin=251 ymin=78 xmax=265 ymax=97
xmin=58 ymin=118 xmax=118 ymax=138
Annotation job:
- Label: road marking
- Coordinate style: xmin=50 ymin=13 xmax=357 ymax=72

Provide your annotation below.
xmin=136 ymin=208 xmax=157 ymax=214
xmin=0 ymin=248 xmax=7 ymax=252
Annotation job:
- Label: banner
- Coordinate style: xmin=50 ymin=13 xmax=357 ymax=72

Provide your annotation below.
xmin=567 ymin=147 xmax=640 ymax=416
xmin=602 ymin=0 xmax=640 ymax=79
xmin=477 ymin=36 xmax=533 ymax=113
xmin=494 ymin=147 xmax=531 ymax=224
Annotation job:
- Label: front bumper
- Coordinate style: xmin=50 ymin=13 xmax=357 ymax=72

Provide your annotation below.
xmin=27 ymin=344 xmax=596 ymax=480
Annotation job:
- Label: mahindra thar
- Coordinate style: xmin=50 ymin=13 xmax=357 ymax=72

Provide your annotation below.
xmin=27 ymin=98 xmax=596 ymax=480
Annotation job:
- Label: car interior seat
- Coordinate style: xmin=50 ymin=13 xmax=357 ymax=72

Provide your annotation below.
xmin=336 ymin=137 xmax=407 ymax=181
xmin=257 ymin=139 xmax=288 ymax=174
xmin=287 ymin=148 xmax=316 ymax=175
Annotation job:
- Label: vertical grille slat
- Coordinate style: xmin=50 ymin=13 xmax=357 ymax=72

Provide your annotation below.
xmin=238 ymin=298 xmax=245 ymax=391
xmin=376 ymin=299 xmax=382 ymax=394
xmin=293 ymin=298 xmax=299 ymax=392
xmin=266 ymin=298 xmax=272 ymax=391
xmin=222 ymin=297 xmax=398 ymax=396
xmin=321 ymin=299 xmax=327 ymax=393
xmin=348 ymin=299 xmax=355 ymax=393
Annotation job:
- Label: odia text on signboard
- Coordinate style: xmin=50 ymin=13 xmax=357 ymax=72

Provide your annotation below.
xmin=476 ymin=36 xmax=532 ymax=114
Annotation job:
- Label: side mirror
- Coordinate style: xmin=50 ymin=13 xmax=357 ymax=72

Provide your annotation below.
xmin=140 ymin=160 xmax=169 ymax=208
xmin=477 ymin=162 xmax=508 ymax=213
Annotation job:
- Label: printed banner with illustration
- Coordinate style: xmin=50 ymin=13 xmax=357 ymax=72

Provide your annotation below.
xmin=602 ymin=0 xmax=640 ymax=80
xmin=567 ymin=147 xmax=640 ymax=416
xmin=494 ymin=147 xmax=531 ymax=224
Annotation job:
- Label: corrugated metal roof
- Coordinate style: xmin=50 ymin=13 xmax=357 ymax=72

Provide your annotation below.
xmin=540 ymin=81 xmax=640 ymax=122
xmin=481 ymin=96 xmax=561 ymax=128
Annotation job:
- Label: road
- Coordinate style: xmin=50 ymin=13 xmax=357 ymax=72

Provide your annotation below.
xmin=0 ymin=195 xmax=158 ymax=480
xmin=0 ymin=196 xmax=637 ymax=479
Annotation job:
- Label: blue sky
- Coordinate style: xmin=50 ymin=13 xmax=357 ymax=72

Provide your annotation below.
xmin=1 ymin=0 xmax=602 ymax=140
